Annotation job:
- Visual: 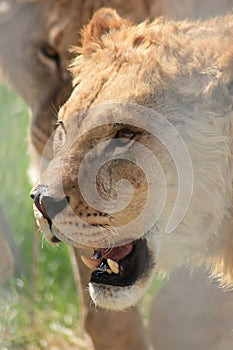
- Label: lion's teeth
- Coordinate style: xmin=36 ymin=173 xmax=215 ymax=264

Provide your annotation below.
xmin=97 ymin=267 xmax=112 ymax=274
xmin=81 ymin=255 xmax=120 ymax=275
xmin=81 ymin=255 xmax=102 ymax=270
xmin=107 ymin=259 xmax=120 ymax=274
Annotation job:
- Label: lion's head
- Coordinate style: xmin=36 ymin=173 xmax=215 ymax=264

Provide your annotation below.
xmin=0 ymin=0 xmax=150 ymax=168
xmin=31 ymin=9 xmax=233 ymax=309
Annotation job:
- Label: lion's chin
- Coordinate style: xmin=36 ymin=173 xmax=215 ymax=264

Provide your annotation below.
xmin=88 ymin=237 xmax=157 ymax=310
xmin=89 ymin=272 xmax=155 ymax=310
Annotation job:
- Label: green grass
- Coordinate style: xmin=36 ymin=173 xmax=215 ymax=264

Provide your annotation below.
xmin=0 ymin=84 xmax=84 ymax=349
xmin=0 ymin=83 xmax=163 ymax=349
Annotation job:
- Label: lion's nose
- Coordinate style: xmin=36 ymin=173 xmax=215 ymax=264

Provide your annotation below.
xmin=30 ymin=186 xmax=69 ymax=220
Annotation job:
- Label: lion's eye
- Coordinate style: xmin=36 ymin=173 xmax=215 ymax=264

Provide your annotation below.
xmin=39 ymin=43 xmax=60 ymax=69
xmin=115 ymin=128 xmax=136 ymax=146
xmin=53 ymin=121 xmax=66 ymax=153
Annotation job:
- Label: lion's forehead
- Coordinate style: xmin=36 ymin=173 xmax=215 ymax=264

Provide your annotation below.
xmin=60 ymin=42 xmax=226 ymax=125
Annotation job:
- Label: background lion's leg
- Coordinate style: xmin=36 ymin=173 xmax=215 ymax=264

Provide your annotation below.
xmin=71 ymin=247 xmax=150 ymax=350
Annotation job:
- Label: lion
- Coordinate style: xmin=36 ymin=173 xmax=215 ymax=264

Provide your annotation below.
xmin=2 ymin=1 xmax=233 ymax=348
xmin=0 ymin=1 xmax=152 ymax=349
xmin=31 ymin=8 xmax=233 ymax=313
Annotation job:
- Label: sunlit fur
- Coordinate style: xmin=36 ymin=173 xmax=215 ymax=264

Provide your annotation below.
xmin=35 ymin=9 xmax=233 ymax=309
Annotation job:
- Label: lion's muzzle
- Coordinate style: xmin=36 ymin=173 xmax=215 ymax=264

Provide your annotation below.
xmin=31 ymin=184 xmax=69 ymax=228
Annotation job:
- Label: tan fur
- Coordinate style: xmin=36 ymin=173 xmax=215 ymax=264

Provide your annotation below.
xmin=33 ymin=9 xmax=233 ymax=311
xmin=149 ymin=267 xmax=233 ymax=350
xmin=71 ymin=11 xmax=233 ymax=285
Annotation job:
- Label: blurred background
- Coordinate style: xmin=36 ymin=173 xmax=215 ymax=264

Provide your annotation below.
xmin=0 ymin=84 xmax=84 ymax=349
xmin=0 ymin=84 xmax=160 ymax=348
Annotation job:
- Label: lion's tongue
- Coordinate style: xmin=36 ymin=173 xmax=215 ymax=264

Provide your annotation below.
xmin=101 ymin=243 xmax=133 ymax=262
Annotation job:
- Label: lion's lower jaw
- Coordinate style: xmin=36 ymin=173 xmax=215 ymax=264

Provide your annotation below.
xmin=88 ymin=273 xmax=156 ymax=311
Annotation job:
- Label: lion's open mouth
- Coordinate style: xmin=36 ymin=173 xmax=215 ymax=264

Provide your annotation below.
xmin=34 ymin=203 xmax=152 ymax=289
xmin=81 ymin=239 xmax=150 ymax=287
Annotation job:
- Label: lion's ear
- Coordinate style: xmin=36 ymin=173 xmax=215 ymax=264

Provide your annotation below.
xmin=81 ymin=8 xmax=132 ymax=53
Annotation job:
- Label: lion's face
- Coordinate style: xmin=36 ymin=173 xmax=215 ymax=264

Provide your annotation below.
xmin=0 ymin=0 xmax=78 ymax=162
xmin=31 ymin=98 xmax=197 ymax=309
xmin=31 ymin=9 xmax=233 ymax=309
xmin=32 ymin=103 xmax=169 ymax=309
